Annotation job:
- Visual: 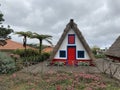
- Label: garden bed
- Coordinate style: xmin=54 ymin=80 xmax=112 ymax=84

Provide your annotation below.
xmin=0 ymin=71 xmax=120 ymax=90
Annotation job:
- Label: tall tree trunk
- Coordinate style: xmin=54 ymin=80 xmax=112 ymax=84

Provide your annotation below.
xmin=39 ymin=39 xmax=42 ymax=55
xmin=23 ymin=36 xmax=27 ymax=53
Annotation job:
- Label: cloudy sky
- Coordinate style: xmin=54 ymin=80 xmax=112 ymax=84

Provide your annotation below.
xmin=0 ymin=0 xmax=120 ymax=48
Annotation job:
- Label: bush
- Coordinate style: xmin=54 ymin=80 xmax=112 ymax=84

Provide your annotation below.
xmin=77 ymin=62 xmax=90 ymax=66
xmin=13 ymin=49 xmax=50 ymax=66
xmin=0 ymin=52 xmax=16 ymax=74
xmin=94 ymin=54 xmax=106 ymax=58
xmin=40 ymin=52 xmax=50 ymax=61
xmin=21 ymin=52 xmax=50 ymax=66
xmin=13 ymin=49 xmax=39 ymax=57
xmin=54 ymin=62 xmax=65 ymax=66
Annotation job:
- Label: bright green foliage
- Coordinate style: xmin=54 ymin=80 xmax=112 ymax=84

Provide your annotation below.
xmin=0 ymin=52 xmax=16 ymax=74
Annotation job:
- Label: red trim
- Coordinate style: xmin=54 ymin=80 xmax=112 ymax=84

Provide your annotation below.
xmin=51 ymin=59 xmax=95 ymax=66
xmin=51 ymin=59 xmax=66 ymax=64
xmin=106 ymin=55 xmax=120 ymax=62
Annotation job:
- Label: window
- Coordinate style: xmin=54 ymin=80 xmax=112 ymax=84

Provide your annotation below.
xmin=59 ymin=50 xmax=66 ymax=58
xmin=77 ymin=51 xmax=84 ymax=58
xmin=68 ymin=34 xmax=75 ymax=44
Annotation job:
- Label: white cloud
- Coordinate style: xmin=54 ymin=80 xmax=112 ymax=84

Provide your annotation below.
xmin=0 ymin=0 xmax=120 ymax=48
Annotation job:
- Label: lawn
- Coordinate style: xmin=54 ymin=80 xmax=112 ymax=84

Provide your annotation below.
xmin=0 ymin=70 xmax=120 ymax=90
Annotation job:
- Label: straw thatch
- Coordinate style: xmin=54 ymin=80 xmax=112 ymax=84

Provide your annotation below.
xmin=106 ymin=36 xmax=120 ymax=58
xmin=49 ymin=19 xmax=95 ymax=61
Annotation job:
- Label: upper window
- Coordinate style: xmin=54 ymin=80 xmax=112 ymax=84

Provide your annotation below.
xmin=77 ymin=51 xmax=85 ymax=58
xmin=68 ymin=34 xmax=75 ymax=44
xmin=59 ymin=50 xmax=66 ymax=58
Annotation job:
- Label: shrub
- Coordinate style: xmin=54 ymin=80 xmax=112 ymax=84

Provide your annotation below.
xmin=94 ymin=54 xmax=106 ymax=58
xmin=0 ymin=52 xmax=16 ymax=74
xmin=40 ymin=52 xmax=50 ymax=61
xmin=54 ymin=62 xmax=65 ymax=66
xmin=13 ymin=49 xmax=50 ymax=66
xmin=13 ymin=49 xmax=39 ymax=57
xmin=77 ymin=62 xmax=90 ymax=66
xmin=21 ymin=52 xmax=50 ymax=66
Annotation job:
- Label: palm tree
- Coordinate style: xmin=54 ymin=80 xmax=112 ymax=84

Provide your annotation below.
xmin=15 ymin=31 xmax=32 ymax=51
xmin=30 ymin=33 xmax=52 ymax=55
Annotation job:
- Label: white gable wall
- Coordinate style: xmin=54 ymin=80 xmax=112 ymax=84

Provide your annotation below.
xmin=54 ymin=29 xmax=90 ymax=59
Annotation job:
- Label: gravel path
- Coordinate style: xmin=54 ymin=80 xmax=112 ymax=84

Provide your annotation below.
xmin=21 ymin=59 xmax=120 ymax=80
xmin=21 ymin=60 xmax=99 ymax=73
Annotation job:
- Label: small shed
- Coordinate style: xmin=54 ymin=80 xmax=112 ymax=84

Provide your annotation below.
xmin=50 ymin=19 xmax=95 ymax=66
xmin=106 ymin=36 xmax=120 ymax=62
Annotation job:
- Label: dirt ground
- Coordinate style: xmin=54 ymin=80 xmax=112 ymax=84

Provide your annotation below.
xmin=21 ymin=60 xmax=98 ymax=73
xmin=0 ymin=59 xmax=120 ymax=90
xmin=21 ymin=59 xmax=120 ymax=80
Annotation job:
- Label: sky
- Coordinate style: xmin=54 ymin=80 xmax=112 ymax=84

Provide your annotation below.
xmin=0 ymin=0 xmax=120 ymax=48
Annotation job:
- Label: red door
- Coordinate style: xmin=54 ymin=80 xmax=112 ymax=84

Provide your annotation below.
xmin=67 ymin=46 xmax=76 ymax=65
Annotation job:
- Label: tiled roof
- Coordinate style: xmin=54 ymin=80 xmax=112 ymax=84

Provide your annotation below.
xmin=42 ymin=46 xmax=53 ymax=53
xmin=0 ymin=39 xmax=35 ymax=50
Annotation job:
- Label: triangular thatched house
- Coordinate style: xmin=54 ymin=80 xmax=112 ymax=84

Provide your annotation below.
xmin=50 ymin=19 xmax=95 ymax=66
xmin=106 ymin=36 xmax=120 ymax=62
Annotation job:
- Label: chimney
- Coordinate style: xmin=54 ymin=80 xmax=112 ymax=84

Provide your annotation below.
xmin=70 ymin=19 xmax=74 ymax=28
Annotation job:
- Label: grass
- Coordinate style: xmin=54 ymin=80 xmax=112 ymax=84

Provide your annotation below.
xmin=0 ymin=71 xmax=120 ymax=90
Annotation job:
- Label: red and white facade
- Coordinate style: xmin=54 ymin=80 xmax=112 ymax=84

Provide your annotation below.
xmin=52 ymin=29 xmax=92 ymax=65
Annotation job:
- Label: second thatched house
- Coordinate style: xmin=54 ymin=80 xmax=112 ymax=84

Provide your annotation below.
xmin=105 ymin=36 xmax=120 ymax=62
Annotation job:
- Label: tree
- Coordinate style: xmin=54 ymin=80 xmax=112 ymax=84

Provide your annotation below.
xmin=15 ymin=31 xmax=32 ymax=51
xmin=0 ymin=13 xmax=4 ymax=24
xmin=0 ymin=25 xmax=13 ymax=38
xmin=91 ymin=45 xmax=100 ymax=55
xmin=0 ymin=25 xmax=13 ymax=46
xmin=30 ymin=33 xmax=52 ymax=55
xmin=0 ymin=7 xmax=13 ymax=46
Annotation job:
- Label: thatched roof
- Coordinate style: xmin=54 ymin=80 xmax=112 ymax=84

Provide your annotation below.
xmin=49 ymin=19 xmax=95 ymax=61
xmin=106 ymin=36 xmax=120 ymax=58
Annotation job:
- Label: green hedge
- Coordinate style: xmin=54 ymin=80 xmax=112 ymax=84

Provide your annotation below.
xmin=21 ymin=52 xmax=50 ymax=66
xmin=13 ymin=49 xmax=50 ymax=66
xmin=13 ymin=49 xmax=39 ymax=57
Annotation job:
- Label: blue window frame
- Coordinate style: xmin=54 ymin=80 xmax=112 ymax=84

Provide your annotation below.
xmin=77 ymin=51 xmax=85 ymax=58
xmin=59 ymin=50 xmax=66 ymax=58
